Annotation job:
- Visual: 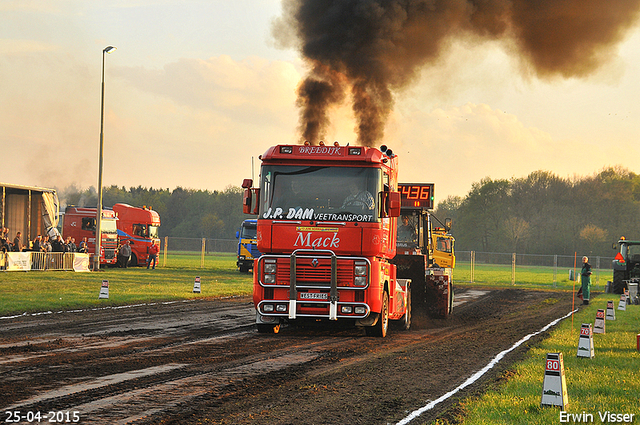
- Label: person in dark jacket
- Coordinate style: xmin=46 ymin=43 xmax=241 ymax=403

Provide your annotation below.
xmin=13 ymin=232 xmax=23 ymax=252
xmin=580 ymin=256 xmax=592 ymax=305
xmin=51 ymin=235 xmax=65 ymax=252
xmin=118 ymin=240 xmax=132 ymax=268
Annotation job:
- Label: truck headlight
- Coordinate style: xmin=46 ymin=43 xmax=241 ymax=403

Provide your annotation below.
xmin=354 ymin=276 xmax=367 ymax=286
xmin=265 ymin=263 xmax=276 ymax=274
xmin=263 ymin=304 xmax=274 ymax=312
xmin=354 ymin=265 xmax=367 ymax=276
xmin=264 ymin=274 xmax=276 ymax=284
xmin=354 ymin=306 xmax=366 ymax=314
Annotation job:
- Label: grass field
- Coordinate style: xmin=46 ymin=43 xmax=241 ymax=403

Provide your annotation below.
xmin=455 ymin=261 xmax=611 ymax=293
xmin=0 ymin=252 xmax=253 ymax=316
xmin=0 ymin=254 xmax=617 ymax=316
xmin=457 ymin=295 xmax=640 ymax=425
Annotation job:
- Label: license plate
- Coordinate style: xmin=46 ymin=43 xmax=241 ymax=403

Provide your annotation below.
xmin=299 ymin=292 xmax=328 ymax=300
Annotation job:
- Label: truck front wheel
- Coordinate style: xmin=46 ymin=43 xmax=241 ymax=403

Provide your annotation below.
xmin=366 ymin=291 xmax=389 ymax=337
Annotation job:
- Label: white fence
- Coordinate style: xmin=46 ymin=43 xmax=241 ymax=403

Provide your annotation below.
xmin=457 ymin=251 xmax=614 ymax=287
xmin=1 ymin=252 xmax=91 ymax=272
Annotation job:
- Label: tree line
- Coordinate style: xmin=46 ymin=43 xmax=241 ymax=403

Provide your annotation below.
xmin=59 ymin=185 xmax=249 ymax=240
xmin=433 ymin=166 xmax=640 ymax=258
xmin=59 ymin=165 xmax=640 ymax=256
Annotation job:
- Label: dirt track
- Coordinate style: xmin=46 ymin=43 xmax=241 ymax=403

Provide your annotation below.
xmin=0 ymin=288 xmax=579 ymax=424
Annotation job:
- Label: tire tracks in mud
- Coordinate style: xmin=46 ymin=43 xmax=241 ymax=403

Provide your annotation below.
xmin=0 ymin=288 xmax=574 ymax=424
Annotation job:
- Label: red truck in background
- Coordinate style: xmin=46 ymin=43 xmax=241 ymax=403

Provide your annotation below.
xmin=112 ymin=203 xmax=161 ymax=266
xmin=242 ymin=143 xmax=409 ymax=337
xmin=62 ymin=206 xmax=119 ymax=265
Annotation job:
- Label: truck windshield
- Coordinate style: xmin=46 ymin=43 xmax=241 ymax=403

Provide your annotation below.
xmin=241 ymin=224 xmax=257 ymax=239
xmin=259 ymin=165 xmax=381 ymax=222
xmin=101 ymin=220 xmax=118 ymax=234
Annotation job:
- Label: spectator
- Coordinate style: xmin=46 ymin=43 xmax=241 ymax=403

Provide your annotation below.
xmin=78 ymin=237 xmax=88 ymax=253
xmin=32 ymin=235 xmax=42 ymax=252
xmin=118 ymin=240 xmax=131 ymax=268
xmin=579 ymin=256 xmax=592 ymax=305
xmin=42 ymin=236 xmax=52 ymax=252
xmin=51 ymin=235 xmax=65 ymax=252
xmin=13 ymin=232 xmax=22 ymax=252
xmin=68 ymin=238 xmax=77 ymax=253
xmin=65 ymin=236 xmax=77 ymax=253
xmin=0 ymin=228 xmax=8 ymax=251
xmin=147 ymin=241 xmax=159 ymax=269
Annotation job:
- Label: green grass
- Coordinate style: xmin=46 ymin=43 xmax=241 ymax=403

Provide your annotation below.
xmin=455 ymin=261 xmax=610 ymax=292
xmin=456 ymin=295 xmax=640 ymax=425
xmin=0 ymin=252 xmax=253 ymax=316
xmin=2 ymin=256 xmax=616 ymax=316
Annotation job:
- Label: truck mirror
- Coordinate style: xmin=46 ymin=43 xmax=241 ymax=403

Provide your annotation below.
xmin=612 ymin=243 xmax=618 ymax=250
xmin=445 ymin=218 xmax=452 ymax=232
xmin=243 ymin=188 xmax=253 ymax=214
xmin=242 ymin=178 xmax=253 ymax=189
xmin=387 ymin=191 xmax=401 ymax=217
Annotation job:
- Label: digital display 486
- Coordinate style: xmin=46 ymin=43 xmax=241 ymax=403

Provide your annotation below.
xmin=398 ymin=183 xmax=434 ymax=210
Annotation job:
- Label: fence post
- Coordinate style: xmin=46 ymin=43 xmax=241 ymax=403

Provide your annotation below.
xmin=201 ymin=238 xmax=206 ymax=268
xmin=553 ymin=255 xmax=558 ymax=287
xmin=470 ymin=251 xmax=475 ymax=283
xmin=596 ymin=256 xmax=600 ymax=289
xmin=163 ymin=236 xmax=168 ymax=267
xmin=511 ymin=252 xmax=516 ymax=285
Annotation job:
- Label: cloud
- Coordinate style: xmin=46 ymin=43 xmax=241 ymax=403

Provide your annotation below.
xmin=98 ymin=55 xmax=302 ymax=190
xmin=0 ymin=51 xmax=302 ymax=193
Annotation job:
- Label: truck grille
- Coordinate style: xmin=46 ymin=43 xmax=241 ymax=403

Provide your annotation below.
xmin=275 ymin=257 xmax=353 ymax=287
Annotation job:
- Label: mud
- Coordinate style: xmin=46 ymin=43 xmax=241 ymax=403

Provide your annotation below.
xmin=0 ymin=288 xmax=580 ymax=424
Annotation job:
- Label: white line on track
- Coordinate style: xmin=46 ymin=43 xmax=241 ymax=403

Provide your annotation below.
xmin=396 ymin=308 xmax=579 ymax=425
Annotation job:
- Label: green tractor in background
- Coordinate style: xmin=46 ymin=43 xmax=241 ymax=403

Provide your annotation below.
xmin=612 ymin=237 xmax=640 ymax=294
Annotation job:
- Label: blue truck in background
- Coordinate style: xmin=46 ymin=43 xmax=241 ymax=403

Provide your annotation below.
xmin=236 ymin=219 xmax=261 ymax=273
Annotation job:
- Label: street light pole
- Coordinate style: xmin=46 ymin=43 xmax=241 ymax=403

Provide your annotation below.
xmin=95 ymin=45 xmax=116 ymax=271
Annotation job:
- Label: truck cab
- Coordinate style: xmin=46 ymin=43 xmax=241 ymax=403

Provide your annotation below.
xmin=236 ymin=219 xmax=260 ymax=273
xmin=242 ymin=143 xmax=406 ymax=336
xmin=62 ymin=206 xmax=118 ymax=265
xmin=112 ymin=203 xmax=161 ymax=266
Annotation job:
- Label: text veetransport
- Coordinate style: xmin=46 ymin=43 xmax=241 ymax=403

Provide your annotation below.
xmin=262 ymin=207 xmax=373 ymax=222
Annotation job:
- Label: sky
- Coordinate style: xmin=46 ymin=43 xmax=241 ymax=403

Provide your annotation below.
xmin=2 ymin=0 xmax=640 ymax=203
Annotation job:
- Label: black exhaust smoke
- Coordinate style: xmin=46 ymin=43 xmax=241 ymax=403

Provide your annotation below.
xmin=274 ymin=0 xmax=640 ymax=146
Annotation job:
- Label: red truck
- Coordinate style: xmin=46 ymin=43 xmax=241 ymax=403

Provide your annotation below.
xmin=241 ymin=143 xmax=410 ymax=336
xmin=112 ymin=203 xmax=161 ymax=266
xmin=62 ymin=206 xmax=119 ymax=265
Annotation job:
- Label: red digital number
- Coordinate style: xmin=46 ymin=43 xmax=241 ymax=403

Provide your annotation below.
xmin=546 ymin=360 xmax=559 ymax=371
xmin=580 ymin=327 xmax=590 ymax=336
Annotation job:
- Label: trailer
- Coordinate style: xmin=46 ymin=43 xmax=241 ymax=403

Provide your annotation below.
xmin=0 ymin=182 xmax=60 ymax=248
